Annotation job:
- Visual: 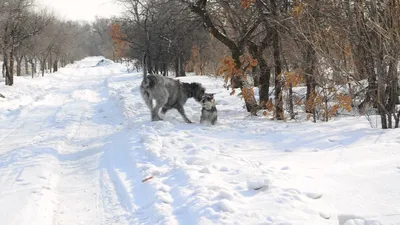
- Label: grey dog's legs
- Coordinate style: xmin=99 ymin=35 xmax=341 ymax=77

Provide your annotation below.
xmin=176 ymin=105 xmax=192 ymax=123
xmin=161 ymin=106 xmax=171 ymax=114
xmin=141 ymin=91 xmax=155 ymax=120
xmin=152 ymin=98 xmax=167 ymax=121
xmin=143 ymin=97 xmax=153 ymax=111
xmin=200 ymin=113 xmax=205 ymax=124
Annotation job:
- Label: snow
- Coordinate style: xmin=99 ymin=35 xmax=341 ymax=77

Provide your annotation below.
xmin=1 ymin=56 xmax=399 ymax=225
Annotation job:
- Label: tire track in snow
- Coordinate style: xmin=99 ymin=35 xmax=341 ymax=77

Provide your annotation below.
xmin=49 ymin=68 xmax=114 ymax=225
xmin=0 ymin=85 xmax=64 ymax=149
xmin=0 ymin=60 xmax=131 ymax=225
xmin=96 ymin=76 xmax=136 ymax=225
xmin=105 ymin=74 xmax=181 ymax=225
xmin=0 ymin=76 xmax=71 ymax=225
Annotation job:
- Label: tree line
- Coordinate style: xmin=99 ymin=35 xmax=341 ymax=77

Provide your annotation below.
xmin=2 ymin=0 xmax=399 ymax=129
xmin=112 ymin=0 xmax=400 ymax=129
xmin=0 ymin=0 xmax=115 ymax=85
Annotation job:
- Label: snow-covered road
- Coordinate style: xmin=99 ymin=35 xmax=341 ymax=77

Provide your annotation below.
xmin=0 ymin=57 xmax=399 ymax=225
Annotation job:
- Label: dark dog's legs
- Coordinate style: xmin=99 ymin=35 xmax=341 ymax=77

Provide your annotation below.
xmin=200 ymin=113 xmax=205 ymax=124
xmin=176 ymin=105 xmax=192 ymax=123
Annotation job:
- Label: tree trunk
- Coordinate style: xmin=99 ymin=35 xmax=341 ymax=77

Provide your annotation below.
xmin=25 ymin=56 xmax=29 ymax=75
xmin=324 ymin=92 xmax=329 ymax=122
xmin=41 ymin=59 xmax=45 ymax=77
xmin=354 ymin=43 xmax=378 ymax=111
xmin=16 ymin=56 xmax=23 ymax=76
xmin=34 ymin=58 xmax=37 ymax=74
xmin=2 ymin=60 xmax=5 ymax=78
xmin=48 ymin=54 xmax=52 ymax=73
xmin=270 ymin=0 xmax=284 ymax=120
xmin=4 ymin=52 xmax=13 ymax=86
xmin=189 ymin=0 xmax=257 ymax=113
xmin=146 ymin=55 xmax=153 ymax=74
xmin=231 ymin=50 xmax=258 ymax=114
xmin=154 ymin=61 xmax=159 ymax=74
xmin=231 ymin=49 xmax=242 ymax=89
xmin=231 ymin=76 xmax=242 ymax=88
xmin=377 ymin=53 xmax=387 ymax=129
xmin=388 ymin=109 xmax=393 ymax=129
xmin=248 ymin=41 xmax=270 ymax=107
xmin=162 ymin=62 xmax=167 ymax=76
xmin=174 ymin=56 xmax=179 ymax=77
xmin=53 ymin=59 xmax=59 ymax=72
xmin=44 ymin=58 xmax=47 ymax=71
xmin=31 ymin=60 xmax=35 ymax=78
xmin=380 ymin=111 xmax=388 ymax=129
xmin=9 ymin=50 xmax=15 ymax=77
xmin=395 ymin=110 xmax=400 ymax=128
xmin=179 ymin=54 xmax=185 ymax=77
xmin=304 ymin=44 xmax=316 ymax=115
xmin=175 ymin=54 xmax=186 ymax=77
xmin=258 ymin=58 xmax=270 ymax=107
xmin=388 ymin=60 xmax=398 ymax=129
xmin=289 ymin=84 xmax=295 ymax=119
xmin=16 ymin=59 xmax=21 ymax=76
xmin=272 ymin=30 xmax=284 ymax=120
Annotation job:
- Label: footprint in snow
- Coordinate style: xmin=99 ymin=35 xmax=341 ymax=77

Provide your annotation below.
xmin=319 ymin=212 xmax=330 ymax=220
xmin=328 ymin=138 xmax=338 ymax=142
xmin=215 ymin=190 xmax=234 ymax=201
xmin=38 ymin=176 xmax=47 ymax=180
xmin=186 ymin=157 xmax=205 ymax=165
xmin=213 ymin=199 xmax=235 ymax=213
xmin=247 ymin=179 xmax=271 ymax=191
xmin=304 ymin=192 xmax=323 ymax=199
xmin=281 ymin=166 xmax=290 ymax=170
xmin=199 ymin=167 xmax=212 ymax=174
xmin=184 ymin=143 xmax=196 ymax=148
xmin=219 ymin=166 xmax=229 ymax=172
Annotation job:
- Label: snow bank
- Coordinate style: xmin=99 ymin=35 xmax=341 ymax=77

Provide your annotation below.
xmin=0 ymin=57 xmax=399 ymax=225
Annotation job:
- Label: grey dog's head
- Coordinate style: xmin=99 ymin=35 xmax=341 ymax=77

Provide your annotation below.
xmin=184 ymin=82 xmax=206 ymax=102
xmin=201 ymin=93 xmax=216 ymax=110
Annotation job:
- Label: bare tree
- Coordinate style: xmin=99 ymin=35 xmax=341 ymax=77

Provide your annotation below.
xmin=0 ymin=0 xmax=50 ymax=85
xmin=183 ymin=0 xmax=260 ymax=113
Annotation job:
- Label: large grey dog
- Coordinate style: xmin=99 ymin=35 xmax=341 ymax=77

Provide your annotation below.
xmin=140 ymin=55 xmax=205 ymax=123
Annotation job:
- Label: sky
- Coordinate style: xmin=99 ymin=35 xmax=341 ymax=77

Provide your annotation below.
xmin=37 ymin=0 xmax=124 ymax=22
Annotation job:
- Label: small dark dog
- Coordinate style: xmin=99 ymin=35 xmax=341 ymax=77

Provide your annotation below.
xmin=140 ymin=55 xmax=205 ymax=123
xmin=200 ymin=93 xmax=218 ymax=125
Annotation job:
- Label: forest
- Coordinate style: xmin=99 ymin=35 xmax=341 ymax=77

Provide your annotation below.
xmin=1 ymin=0 xmax=400 ymax=129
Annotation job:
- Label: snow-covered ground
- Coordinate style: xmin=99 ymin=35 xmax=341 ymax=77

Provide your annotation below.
xmin=0 ymin=57 xmax=399 ymax=225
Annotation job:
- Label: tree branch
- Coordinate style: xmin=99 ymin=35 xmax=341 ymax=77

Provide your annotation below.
xmin=187 ymin=0 xmax=241 ymax=58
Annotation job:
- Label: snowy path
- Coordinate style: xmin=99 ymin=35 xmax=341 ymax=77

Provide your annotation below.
xmin=0 ymin=58 xmax=131 ymax=225
xmin=1 ymin=57 xmax=399 ymax=225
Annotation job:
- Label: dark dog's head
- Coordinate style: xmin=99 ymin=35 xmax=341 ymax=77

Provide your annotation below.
xmin=184 ymin=82 xmax=205 ymax=102
xmin=201 ymin=93 xmax=216 ymax=110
